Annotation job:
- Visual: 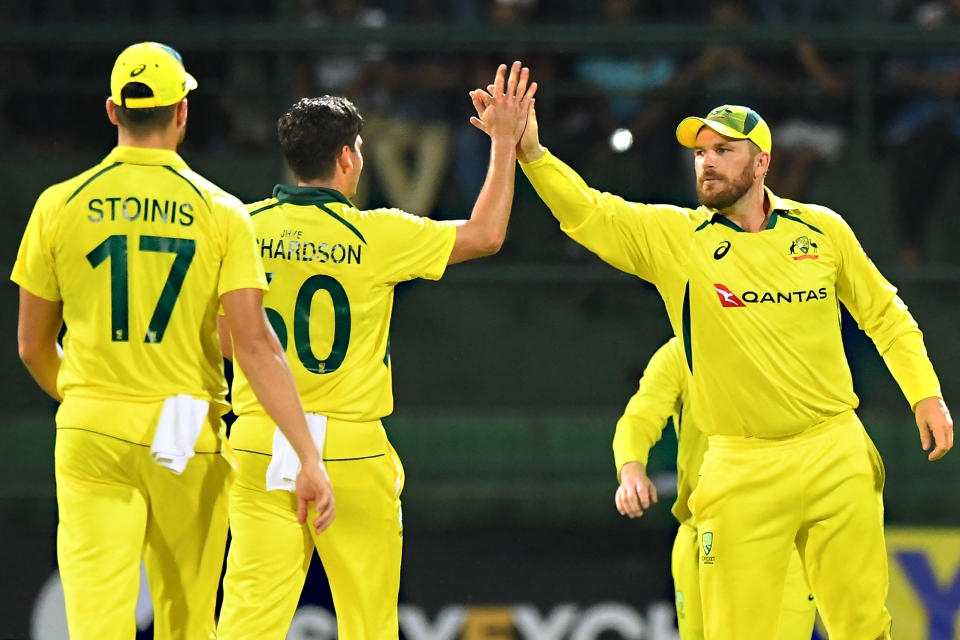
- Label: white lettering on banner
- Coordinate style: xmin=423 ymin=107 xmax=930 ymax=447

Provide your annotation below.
xmin=397 ymin=605 xmax=465 ymax=640
xmin=286 ymin=606 xmax=337 ymax=640
xmin=513 ymin=604 xmax=578 ymax=639
xmin=646 ymin=603 xmax=680 ymax=640
xmin=570 ymin=603 xmax=644 ymax=640
xmin=287 ymin=603 xmax=680 ymax=640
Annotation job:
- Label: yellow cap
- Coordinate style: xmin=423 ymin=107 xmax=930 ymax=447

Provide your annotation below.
xmin=676 ymin=105 xmax=771 ymax=153
xmin=110 ymin=42 xmax=197 ymax=108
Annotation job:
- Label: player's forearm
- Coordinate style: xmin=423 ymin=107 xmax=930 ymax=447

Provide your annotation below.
xmin=472 ymin=136 xmax=517 ymax=249
xmin=855 ymin=292 xmax=942 ymax=408
xmin=232 ymin=334 xmax=321 ymax=466
xmin=520 ymin=149 xmax=602 ymax=230
xmin=449 ymin=137 xmax=517 ymax=264
xmin=20 ymin=342 xmax=63 ymax=402
xmin=613 ymin=416 xmax=663 ymax=473
xmin=881 ymin=330 xmax=942 ymax=410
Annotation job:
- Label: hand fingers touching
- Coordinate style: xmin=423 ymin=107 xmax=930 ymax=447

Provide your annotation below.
xmin=615 ymin=478 xmax=658 ymax=519
xmin=916 ymin=396 xmax=954 ymax=461
xmin=467 ymin=61 xmax=537 ymax=141
xmin=295 ymin=463 xmax=336 ymax=534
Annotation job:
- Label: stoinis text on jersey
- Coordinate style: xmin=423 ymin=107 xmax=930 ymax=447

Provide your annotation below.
xmin=258 ymin=236 xmax=362 ymax=264
xmin=87 ymin=197 xmax=195 ymax=226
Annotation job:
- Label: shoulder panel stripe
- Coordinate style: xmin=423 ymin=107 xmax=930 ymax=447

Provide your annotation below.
xmin=317 ymin=204 xmax=366 ymax=244
xmin=163 ymin=166 xmax=209 ymax=207
xmin=779 ymin=212 xmax=823 ymax=235
xmin=65 ymin=162 xmax=122 ymax=205
xmin=249 ymin=201 xmax=282 ymax=217
xmin=694 ymin=219 xmax=710 ymax=232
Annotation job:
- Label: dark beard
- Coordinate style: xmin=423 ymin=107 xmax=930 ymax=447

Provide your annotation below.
xmin=697 ymin=163 xmax=754 ymax=209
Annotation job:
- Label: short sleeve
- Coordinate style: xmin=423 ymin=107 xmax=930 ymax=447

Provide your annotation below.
xmin=217 ymin=196 xmax=268 ymax=297
xmin=11 ymin=192 xmax=61 ymax=301
xmin=371 ymin=208 xmax=457 ymax=284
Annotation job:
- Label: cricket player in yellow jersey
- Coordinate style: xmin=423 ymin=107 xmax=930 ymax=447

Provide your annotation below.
xmin=11 ymin=42 xmax=333 ymax=640
xmin=470 ymin=88 xmax=954 ymax=638
xmin=614 ymin=337 xmax=816 ymax=639
xmin=216 ymin=62 xmax=536 ymax=640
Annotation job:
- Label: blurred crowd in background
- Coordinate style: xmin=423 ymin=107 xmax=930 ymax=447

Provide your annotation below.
xmin=2 ymin=0 xmax=960 ymax=267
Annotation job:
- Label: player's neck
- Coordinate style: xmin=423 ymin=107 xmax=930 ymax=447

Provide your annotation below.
xmin=298 ymin=174 xmax=349 ymax=197
xmin=719 ymin=182 xmax=769 ymax=233
xmin=116 ymin=128 xmax=181 ymax=152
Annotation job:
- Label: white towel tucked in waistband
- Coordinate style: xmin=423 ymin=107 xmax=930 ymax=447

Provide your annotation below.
xmin=266 ymin=413 xmax=328 ymax=492
xmin=150 ymin=394 xmax=210 ymax=474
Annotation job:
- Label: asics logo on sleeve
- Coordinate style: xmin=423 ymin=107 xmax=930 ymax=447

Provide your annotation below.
xmin=713 ymin=240 xmax=731 ymax=260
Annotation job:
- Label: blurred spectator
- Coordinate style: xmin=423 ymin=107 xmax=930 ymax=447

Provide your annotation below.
xmin=292 ymin=0 xmax=389 ymax=206
xmin=748 ymin=0 xmax=856 ymax=21
xmin=367 ymin=54 xmax=456 ymax=217
xmin=765 ymin=38 xmax=851 ymax=200
xmin=220 ymin=53 xmax=275 ymax=152
xmin=568 ymin=0 xmax=681 ymax=200
xmin=490 ymin=0 xmax=538 ymax=23
xmin=669 ymin=1 xmax=780 ymax=112
xmin=667 ymin=0 xmax=780 ymax=202
xmin=883 ymin=0 xmax=960 ymax=265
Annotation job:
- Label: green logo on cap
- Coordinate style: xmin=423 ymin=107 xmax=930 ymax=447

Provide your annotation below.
xmin=708 ymin=106 xmax=760 ymax=135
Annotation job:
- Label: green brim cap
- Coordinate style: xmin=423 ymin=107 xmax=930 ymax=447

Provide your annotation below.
xmin=676 ymin=105 xmax=771 ymax=153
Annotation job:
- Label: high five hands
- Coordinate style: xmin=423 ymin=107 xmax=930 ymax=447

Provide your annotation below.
xmin=469 ymin=62 xmax=544 ymax=162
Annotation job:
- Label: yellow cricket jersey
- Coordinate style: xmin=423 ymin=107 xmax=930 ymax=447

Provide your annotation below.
xmin=11 ymin=146 xmax=267 ymax=447
xmin=229 ymin=185 xmax=456 ymax=451
xmin=523 ymin=149 xmax=941 ymax=438
xmin=613 ymin=337 xmax=706 ymax=523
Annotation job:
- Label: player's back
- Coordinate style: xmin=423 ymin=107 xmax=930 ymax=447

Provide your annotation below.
xmin=231 ymin=185 xmax=455 ymax=422
xmin=14 ymin=146 xmax=258 ymax=428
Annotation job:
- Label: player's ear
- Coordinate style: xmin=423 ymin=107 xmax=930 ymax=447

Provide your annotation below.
xmin=756 ymin=150 xmax=771 ymax=176
xmin=105 ymin=98 xmax=120 ymax=126
xmin=175 ymin=99 xmax=188 ymax=128
xmin=336 ymin=145 xmax=353 ymax=173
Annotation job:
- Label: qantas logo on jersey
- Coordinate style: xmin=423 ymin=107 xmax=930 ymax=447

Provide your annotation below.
xmin=714 ymin=283 xmax=829 ymax=307
xmin=713 ymin=283 xmax=744 ymax=307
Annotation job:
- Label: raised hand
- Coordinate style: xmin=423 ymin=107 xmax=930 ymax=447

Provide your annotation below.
xmin=469 ymin=67 xmax=544 ymax=162
xmin=468 ymin=61 xmax=535 ymax=142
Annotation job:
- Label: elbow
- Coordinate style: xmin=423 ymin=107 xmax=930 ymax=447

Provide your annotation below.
xmin=479 ymin=230 xmax=506 ymax=257
xmin=231 ymin=325 xmax=281 ymax=369
xmin=18 ymin=340 xmax=40 ymax=368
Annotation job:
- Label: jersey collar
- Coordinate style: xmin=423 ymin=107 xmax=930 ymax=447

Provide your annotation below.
xmin=272 ymin=184 xmax=353 ymax=207
xmin=702 ymin=186 xmax=800 ymax=232
xmin=104 ymin=145 xmax=189 ymax=170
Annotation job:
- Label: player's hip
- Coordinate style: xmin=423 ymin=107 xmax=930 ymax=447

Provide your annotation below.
xmin=230 ymin=415 xmax=403 ymax=498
